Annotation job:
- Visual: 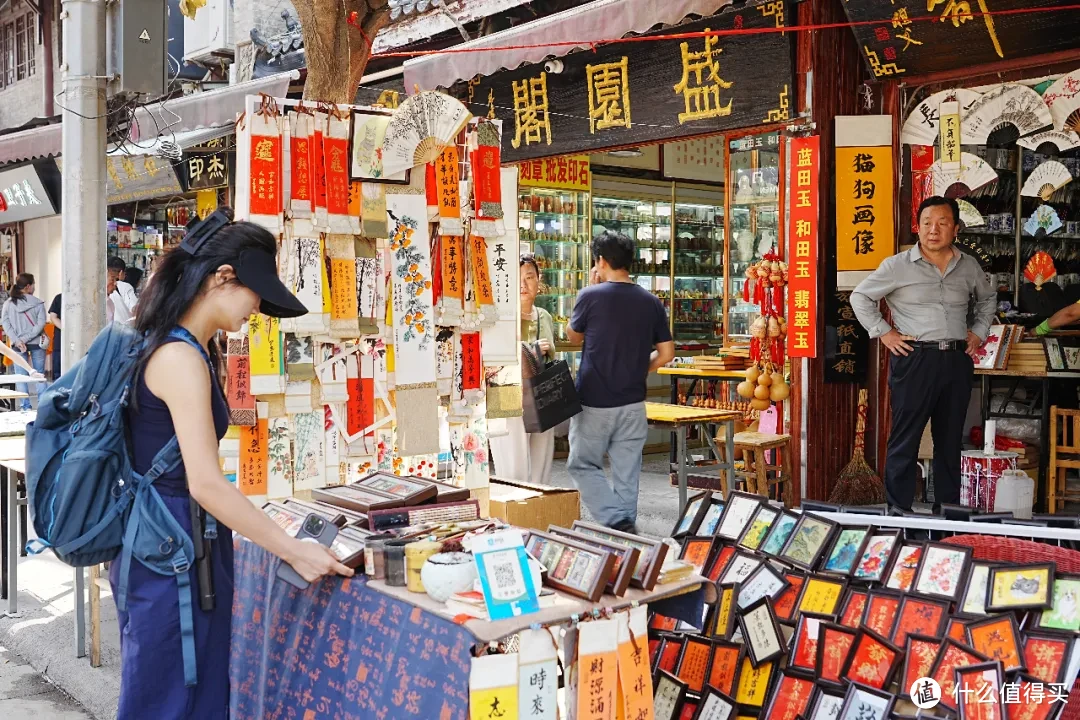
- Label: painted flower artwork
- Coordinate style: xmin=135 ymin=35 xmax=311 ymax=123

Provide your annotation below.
xmin=389 ymin=211 xmax=433 ymax=350
xmin=824 ymin=530 xmax=864 ymax=573
xmin=916 ymin=547 xmax=966 ymax=597
xmin=854 ymin=535 xmax=897 ymax=580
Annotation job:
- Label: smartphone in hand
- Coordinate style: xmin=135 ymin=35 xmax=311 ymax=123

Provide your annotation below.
xmin=276 ymin=513 xmax=340 ymax=590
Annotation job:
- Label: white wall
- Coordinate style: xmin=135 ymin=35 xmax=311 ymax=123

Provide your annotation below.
xmin=22 ymin=215 xmax=62 ymax=307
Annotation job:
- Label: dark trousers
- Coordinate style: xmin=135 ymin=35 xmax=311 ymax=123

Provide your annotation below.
xmin=885 ymin=348 xmax=974 ymax=510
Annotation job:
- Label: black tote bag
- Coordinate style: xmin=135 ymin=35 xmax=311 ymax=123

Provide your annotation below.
xmin=521 ymin=338 xmax=582 ymax=434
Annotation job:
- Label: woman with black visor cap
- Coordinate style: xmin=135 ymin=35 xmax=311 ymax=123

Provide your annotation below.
xmin=112 ymin=209 xmax=353 ymax=719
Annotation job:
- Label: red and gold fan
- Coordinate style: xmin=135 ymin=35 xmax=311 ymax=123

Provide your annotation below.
xmin=1024 ymin=251 xmax=1057 ymax=290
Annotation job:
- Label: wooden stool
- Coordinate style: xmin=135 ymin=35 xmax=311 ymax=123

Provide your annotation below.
xmin=1049 ymin=406 xmax=1080 ymax=513
xmin=732 ymin=431 xmax=793 ymax=507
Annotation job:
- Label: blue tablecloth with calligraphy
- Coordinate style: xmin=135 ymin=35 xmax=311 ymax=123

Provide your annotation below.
xmin=230 ymin=539 xmax=708 ymax=719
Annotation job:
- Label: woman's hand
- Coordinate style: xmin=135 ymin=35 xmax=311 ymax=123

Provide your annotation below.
xmin=283 ymin=538 xmax=354 ymax=583
xmin=29 ymin=371 xmax=44 ymax=379
xmin=537 ymin=339 xmax=552 ymax=355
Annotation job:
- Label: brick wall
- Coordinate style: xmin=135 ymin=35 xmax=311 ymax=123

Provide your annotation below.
xmin=0 ymin=5 xmax=60 ymax=132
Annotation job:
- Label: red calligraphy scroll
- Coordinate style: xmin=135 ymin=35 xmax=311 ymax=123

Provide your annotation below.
xmin=787 ymin=136 xmax=819 ymax=358
xmin=461 ymin=333 xmax=481 ymax=391
xmin=313 ymin=128 xmax=327 ymax=212
xmin=442 ymin=235 xmax=465 ymax=302
xmin=290 ymin=135 xmax=313 ymax=212
xmin=346 ymin=358 xmax=375 ymax=438
xmin=911 ymin=145 xmax=934 ymax=234
xmin=249 ymin=134 xmax=282 ymax=218
xmin=426 ymin=163 xmax=438 ymax=213
xmin=323 ymin=136 xmax=350 ymax=216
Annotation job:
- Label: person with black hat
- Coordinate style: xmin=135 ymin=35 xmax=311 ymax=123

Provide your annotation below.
xmin=111 ymin=209 xmax=352 ymax=719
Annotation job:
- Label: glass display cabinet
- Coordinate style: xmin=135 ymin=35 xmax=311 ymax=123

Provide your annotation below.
xmin=517 ymin=186 xmax=591 ymax=343
xmin=593 ymin=194 xmax=672 ymax=320
xmin=673 ymin=190 xmax=724 ymax=345
xmin=726 ymin=132 xmax=783 ymax=342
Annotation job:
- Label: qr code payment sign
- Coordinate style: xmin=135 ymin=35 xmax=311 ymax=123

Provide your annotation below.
xmin=484 ymin=548 xmax=526 ymax=601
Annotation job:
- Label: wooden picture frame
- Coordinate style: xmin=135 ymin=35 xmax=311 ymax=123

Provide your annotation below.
xmin=426 ymin=478 xmax=472 ymax=503
xmin=367 ymin=499 xmax=481 ymax=531
xmin=794 ymin=575 xmax=847 ymax=619
xmin=733 ymin=653 xmax=775 ymax=710
xmin=820 ymin=526 xmax=872 ymax=576
xmin=806 ymin=687 xmax=845 ymax=720
xmin=332 ymin=526 xmax=368 ymax=569
xmin=523 ymin=530 xmax=615 ymax=602
xmin=314 ymin=499 xmax=370 ymax=528
xmin=350 ymin=471 xmax=438 ymax=505
xmin=987 ymin=562 xmax=1056 ymax=613
xmin=1044 ymin=336 xmax=1066 ymax=371
xmin=654 ymin=633 xmax=684 ymax=675
xmin=548 ymin=526 xmax=640 ymax=597
xmin=928 ymin=638 xmax=990 ymax=713
xmin=772 ymin=572 xmax=806 ymax=623
xmin=312 ymin=484 xmax=402 ymax=513
xmin=1022 ymin=632 xmax=1072 ymax=685
xmin=738 ymin=596 xmax=786 ymax=668
xmin=850 ymin=529 xmax=901 ymax=584
xmin=814 ymin=622 xmax=857 ymax=689
xmin=892 ymin=594 xmax=950 ymax=647
xmin=704 ymin=641 xmax=743 ymax=697
xmin=946 ymin=616 xmax=970 ymax=642
xmin=680 ymin=536 xmax=718 ymax=577
xmin=715 ymin=491 xmax=763 ymax=541
xmin=709 ymin=582 xmax=740 ymax=640
xmin=883 ymin=541 xmax=925 ymax=592
xmin=737 ymin=563 xmax=789 ymax=610
xmin=653 ymin=670 xmax=689 ymax=720
xmin=760 ymin=671 xmax=815 ymax=720
xmin=787 ymin=612 xmax=831 ymax=677
xmin=571 ymin=520 xmax=667 ymax=590
xmin=1033 ymin=571 xmax=1080 ymax=635
xmin=697 ymin=494 xmax=727 ymax=536
xmin=759 ymin=510 xmax=800 ymax=558
xmin=673 ymin=491 xmax=713 ymax=538
xmin=262 ymin=500 xmax=307 ymax=535
xmin=737 ymin=503 xmax=781 ymax=552
xmin=675 ymin=634 xmax=714 ymax=693
xmin=899 ymin=634 xmax=943 ymax=701
xmin=719 ymin=550 xmax=764 ymax=586
xmin=691 ymin=684 xmax=738 ymax=720
xmin=836 ymin=682 xmax=895 ymax=720
xmin=965 ymin=613 xmax=1025 ymax=673
xmin=957 ymin=561 xmax=999 ymax=618
xmin=954 ymin=661 xmax=1004 ymax=720
xmin=282 ymin=497 xmax=349 ymax=526
xmin=860 ymin=589 xmax=902 ymax=640
xmin=779 ymin=512 xmax=837 ymax=571
xmin=650 ymin=613 xmax=679 ymax=633
xmin=838 ymin=587 xmax=868 ymax=629
xmin=912 ymin=542 xmax=972 ymax=602
xmin=706 ymin=543 xmax=737 ymax=583
xmin=839 ymin=628 xmax=901 ymax=691
xmin=1008 ymin=673 xmax=1063 ymax=720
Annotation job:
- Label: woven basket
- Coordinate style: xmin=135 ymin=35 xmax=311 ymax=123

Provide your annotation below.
xmin=944 ymin=534 xmax=1079 ymax=719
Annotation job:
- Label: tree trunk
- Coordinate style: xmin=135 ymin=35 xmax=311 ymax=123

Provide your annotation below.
xmin=292 ymin=0 xmax=392 ymax=104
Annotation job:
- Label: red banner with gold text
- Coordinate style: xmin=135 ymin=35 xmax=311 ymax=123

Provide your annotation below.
xmin=788 ymin=136 xmax=820 ymax=358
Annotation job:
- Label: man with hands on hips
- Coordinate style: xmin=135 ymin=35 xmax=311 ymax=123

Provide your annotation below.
xmin=850 ymin=196 xmax=996 ymax=511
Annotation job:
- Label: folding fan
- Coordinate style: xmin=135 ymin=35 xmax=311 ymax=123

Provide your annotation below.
xmin=1021 ymin=160 xmax=1073 ymax=200
xmin=901 ymin=88 xmax=983 ymax=146
xmin=961 ymin=83 xmax=1053 ymax=144
xmin=931 ymin=152 xmax=998 ymax=197
xmin=1016 ymin=129 xmax=1080 ymax=152
xmin=1024 ymin=250 xmax=1057 ymax=289
xmin=1043 ymin=70 xmax=1080 ymax=132
xmin=957 ymin=199 xmax=985 ymax=229
xmin=1023 ymin=205 xmax=1063 ymax=237
xmin=381 ymin=91 xmax=473 ymax=177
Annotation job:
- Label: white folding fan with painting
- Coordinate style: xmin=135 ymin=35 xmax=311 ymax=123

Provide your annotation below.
xmin=1022 ymin=160 xmax=1073 ymax=201
xmin=1043 ymin=70 xmax=1080 ymax=133
xmin=381 ymin=91 xmax=473 ymax=178
xmin=901 ymin=88 xmax=983 ymax=146
xmin=1017 ymin=129 xmax=1080 ymax=152
xmin=957 ymin=199 xmax=985 ymax=229
xmin=930 ymin=152 xmax=997 ymax=197
xmin=961 ymin=83 xmax=1053 ymax=144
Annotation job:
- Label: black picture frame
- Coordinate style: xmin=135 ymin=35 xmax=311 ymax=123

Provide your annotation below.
xmin=986 ymin=562 xmax=1057 ymax=613
xmin=691 ymin=684 xmax=737 ymax=720
xmin=836 ymin=681 xmax=896 ymax=720
xmin=850 ymin=529 xmax=902 ymax=584
xmin=1033 ymin=571 xmax=1080 ymax=635
xmin=814 ymin=621 xmax=858 ymax=689
xmin=736 ymin=562 xmax=790 ymax=611
xmin=759 ymin=509 xmax=801 ymax=558
xmin=709 ymin=582 xmax=740 ymax=641
xmin=892 ymin=594 xmax=950 ymax=647
xmin=1022 ymin=632 xmax=1073 ymax=685
xmin=819 ymin=525 xmax=873 ymax=577
xmin=838 ymin=628 xmax=901 ymax=691
xmin=859 ymin=588 xmax=903 ymax=640
xmin=673 ymin=491 xmax=713 ymax=538
xmin=806 ymin=686 xmax=845 ymax=720
xmin=736 ymin=503 xmax=782 ymax=552
xmin=956 ymin=560 xmax=1001 ymax=619
xmin=719 ymin=549 xmax=765 ymax=586
xmin=779 ymin=512 xmax=838 ymax=571
xmin=714 ymin=491 xmax=764 ymax=541
xmin=697 ymin=494 xmax=728 ymax=536
xmin=954 ymin=661 xmax=1004 ymax=720
xmin=737 ymin=596 xmax=787 ymax=668
xmin=787 ymin=611 xmax=832 ymax=677
xmin=964 ymin=613 xmax=1026 ymax=674
xmin=653 ymin=669 xmax=689 ymax=720
xmin=899 ymin=633 xmax=943 ymax=701
xmin=911 ymin=542 xmax=973 ymax=602
xmin=882 ymin=540 xmax=926 ymax=592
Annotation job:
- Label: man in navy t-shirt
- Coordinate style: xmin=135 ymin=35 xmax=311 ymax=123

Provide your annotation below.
xmin=566 ymin=230 xmax=675 ymax=532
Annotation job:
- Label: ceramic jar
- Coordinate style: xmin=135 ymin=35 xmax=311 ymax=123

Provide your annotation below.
xmin=421 ymin=552 xmax=478 ymax=603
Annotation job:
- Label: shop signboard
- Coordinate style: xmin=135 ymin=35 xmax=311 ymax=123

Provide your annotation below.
xmin=825 ymin=289 xmax=869 ymax=384
xmin=0 ymin=163 xmax=58 ymax=223
xmin=517 ymin=155 xmax=591 ymax=191
xmin=835 ymin=117 xmax=895 ymax=288
xmin=788 ymin=135 xmax=820 ymax=358
xmin=459 ymin=4 xmax=794 ymax=163
xmin=841 ymin=0 xmax=1080 ymax=79
xmin=185 ymin=138 xmax=231 ymax=191
xmin=55 ymin=154 xmax=183 ymax=205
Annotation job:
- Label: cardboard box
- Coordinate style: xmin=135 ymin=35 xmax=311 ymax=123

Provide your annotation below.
xmin=488 ymin=476 xmax=580 ymax=532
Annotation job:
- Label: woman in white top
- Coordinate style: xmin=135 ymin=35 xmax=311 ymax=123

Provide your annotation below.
xmin=489 ymin=254 xmax=557 ymax=484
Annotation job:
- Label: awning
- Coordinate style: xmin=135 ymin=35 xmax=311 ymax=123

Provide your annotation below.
xmin=403 ymin=0 xmax=732 ymax=91
xmin=107 ymin=124 xmax=234 ymax=158
xmin=0 ymin=71 xmax=297 ymax=166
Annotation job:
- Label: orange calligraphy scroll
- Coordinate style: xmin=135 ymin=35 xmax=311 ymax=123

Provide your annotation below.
xmin=470 ymin=235 xmax=495 ymax=308
xmin=578 ymin=618 xmax=618 ymax=720
xmin=239 ymin=413 xmax=268 ymax=496
xmin=615 ymin=607 xmax=653 ymax=720
xmin=442 ymin=235 xmax=465 ymax=302
xmin=788 ymin=135 xmax=819 ymax=358
xmin=437 ymin=145 xmax=461 ymax=222
xmin=330 ymin=259 xmax=359 ymax=320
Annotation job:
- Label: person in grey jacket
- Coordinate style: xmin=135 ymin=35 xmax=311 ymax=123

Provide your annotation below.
xmin=2 ymin=273 xmax=47 ymax=410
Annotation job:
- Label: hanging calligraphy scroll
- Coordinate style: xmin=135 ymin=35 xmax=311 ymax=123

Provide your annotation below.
xmin=328 ymin=237 xmax=360 ymax=336
xmin=482 ymin=166 xmax=522 ymax=365
xmin=471 ymin=120 xmax=505 ymax=238
xmin=285 ymin=334 xmax=314 ymax=382
xmin=577 ymin=618 xmax=619 ymax=720
xmin=518 ymin=629 xmax=558 ymax=720
xmin=313 ymin=111 xmax=329 ymax=229
xmin=437 ymin=145 xmax=463 ymax=235
xmin=226 ymin=335 xmax=255 ymax=426
xmin=290 ymin=410 xmax=326 ymax=491
xmin=356 ymin=240 xmax=384 ymax=335
xmin=361 ymin=183 xmax=389 ymax=238
xmin=239 ymin=404 xmax=268 ymax=497
xmin=288 ymin=111 xmax=314 ymax=218
xmin=325 ymin=112 xmax=359 ymax=234
xmin=291 ymin=222 xmax=329 ymax=335
xmin=835 ymin=117 xmax=894 ymax=288
xmin=324 ymin=405 xmax=343 ymax=486
xmin=285 ymin=380 xmax=314 ymax=415
xmin=438 ymin=234 xmax=465 ymax=326
xmin=266 ymin=409 xmax=292 ymax=498
xmin=426 ymin=163 xmax=439 ymax=220
xmin=437 ymin=329 xmax=454 ymax=397
xmin=387 ymin=193 xmax=440 ymax=456
xmin=317 ymin=346 xmax=349 ymax=403
xmin=470 ymin=653 xmax=519 ymax=720
xmin=248 ymin=315 xmax=285 ymax=395
xmin=461 ymin=332 xmax=482 ymax=393
xmin=616 ymin=606 xmax=655 ymax=720
xmin=910 ymin=145 xmax=935 ymax=235
xmin=787 ymin=136 xmax=820 ymax=359
xmin=469 ymin=235 xmax=496 ymax=327
xmin=241 ymin=103 xmax=283 ymax=231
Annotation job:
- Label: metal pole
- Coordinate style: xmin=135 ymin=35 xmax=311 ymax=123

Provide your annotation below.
xmin=60 ymin=0 xmax=107 ymax=665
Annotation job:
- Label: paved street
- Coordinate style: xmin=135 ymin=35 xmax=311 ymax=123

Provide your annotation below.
xmin=0 ymin=644 xmax=91 ymax=719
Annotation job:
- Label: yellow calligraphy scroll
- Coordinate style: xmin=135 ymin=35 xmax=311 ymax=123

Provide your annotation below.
xmin=470 ymin=652 xmax=519 ymax=720
xmin=835 ymin=146 xmax=894 ymax=273
xmin=330 ymin=259 xmax=359 ymax=320
xmin=196 ymin=189 xmax=218 ymax=219
xmin=320 ymin=243 xmax=333 ymax=315
xmin=578 ymin=618 xmax=618 ymax=720
xmin=615 ymin=607 xmax=653 ymax=720
xmin=238 ymin=412 xmax=268 ymax=496
xmin=248 ymin=315 xmax=282 ymax=378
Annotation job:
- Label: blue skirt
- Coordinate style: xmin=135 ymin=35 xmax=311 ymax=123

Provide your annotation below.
xmin=109 ymin=492 xmax=234 ymax=720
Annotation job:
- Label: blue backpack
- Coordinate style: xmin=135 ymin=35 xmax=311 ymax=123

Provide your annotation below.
xmin=26 ymin=323 xmax=213 ymax=688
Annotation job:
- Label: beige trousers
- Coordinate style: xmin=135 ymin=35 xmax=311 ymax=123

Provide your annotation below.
xmin=489 ymin=415 xmax=555 ymax=485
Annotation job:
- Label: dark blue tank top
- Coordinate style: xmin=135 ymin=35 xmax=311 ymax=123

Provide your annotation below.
xmin=128 ymin=334 xmax=229 ymax=496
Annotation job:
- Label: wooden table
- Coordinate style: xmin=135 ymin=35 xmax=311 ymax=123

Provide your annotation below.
xmin=658 ymin=367 xmax=746 ymax=465
xmin=0 ymin=388 xmax=29 ymax=411
xmin=645 ymin=402 xmax=740 ymax=512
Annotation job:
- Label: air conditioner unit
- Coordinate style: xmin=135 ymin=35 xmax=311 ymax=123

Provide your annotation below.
xmin=183 ymin=0 xmax=234 ymax=65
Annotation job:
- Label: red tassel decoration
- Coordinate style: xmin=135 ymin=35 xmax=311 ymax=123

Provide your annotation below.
xmin=743 ymin=278 xmax=751 ymax=303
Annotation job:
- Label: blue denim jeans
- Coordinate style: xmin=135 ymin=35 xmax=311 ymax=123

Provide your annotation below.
xmin=567 ymin=402 xmax=648 ymax=528
xmin=15 ymin=345 xmax=45 ymax=410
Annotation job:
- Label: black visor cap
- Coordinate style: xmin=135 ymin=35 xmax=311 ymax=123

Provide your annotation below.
xmin=234 ymin=247 xmax=308 ymax=319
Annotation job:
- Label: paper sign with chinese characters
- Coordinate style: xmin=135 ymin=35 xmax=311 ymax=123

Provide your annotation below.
xmin=470 ymin=652 xmax=519 ymax=720
xmin=238 ymin=405 xmax=268 ymax=496
xmin=517 ymin=155 xmax=591 ymax=192
xmin=577 ymin=618 xmax=618 ymax=720
xmin=615 ymin=606 xmax=654 ymax=720
xmin=939 ymin=101 xmax=961 ymax=171
xmin=518 ymin=629 xmax=557 ymax=720
xmin=835 ymin=146 xmax=894 ymax=273
xmin=787 ymin=135 xmax=820 ymax=358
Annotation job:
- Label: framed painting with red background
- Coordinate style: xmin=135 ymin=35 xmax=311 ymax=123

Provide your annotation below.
xmin=760 ymin=671 xmax=814 ymax=720
xmin=1022 ymin=633 xmax=1072 ymax=685
xmin=675 ymin=635 xmax=713 ymax=694
xmin=704 ymin=640 xmax=743 ymax=697
xmin=861 ymin=589 xmax=902 ymax=639
xmin=788 ymin=612 xmax=832 ymax=676
xmin=840 ymin=628 xmax=901 ymax=691
xmin=773 ymin=572 xmax=806 ymax=623
xmin=928 ymin=639 xmax=989 ymax=713
xmin=900 ymin=634 xmax=943 ymax=701
xmin=892 ymin=595 xmax=949 ymax=647
xmin=883 ymin=541 xmax=925 ymax=592
xmin=966 ymin=614 xmax=1025 ymax=674
xmin=954 ymin=661 xmax=1004 ymax=720
xmin=839 ymin=588 xmax=868 ymax=629
xmin=816 ymin=622 xmax=858 ymax=689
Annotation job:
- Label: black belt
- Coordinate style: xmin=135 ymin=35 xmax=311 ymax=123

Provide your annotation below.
xmin=909 ymin=340 xmax=966 ymax=351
